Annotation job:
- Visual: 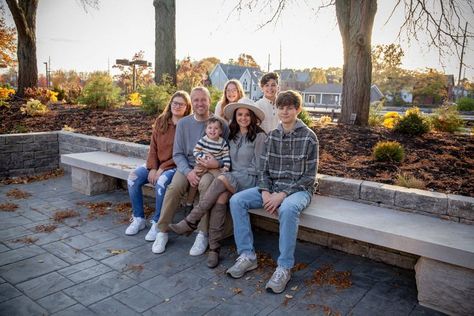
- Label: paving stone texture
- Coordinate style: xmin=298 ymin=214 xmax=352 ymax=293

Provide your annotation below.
xmin=0 ymin=175 xmax=445 ymax=315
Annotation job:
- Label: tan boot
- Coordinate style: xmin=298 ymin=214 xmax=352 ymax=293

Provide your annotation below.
xmin=169 ymin=219 xmax=196 ymax=236
xmin=207 ymin=249 xmax=220 ymax=268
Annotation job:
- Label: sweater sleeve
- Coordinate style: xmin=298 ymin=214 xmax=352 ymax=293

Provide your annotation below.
xmin=221 ymin=141 xmax=231 ymax=169
xmin=173 ymin=120 xmax=193 ymax=176
xmin=146 ymin=121 xmax=160 ymax=170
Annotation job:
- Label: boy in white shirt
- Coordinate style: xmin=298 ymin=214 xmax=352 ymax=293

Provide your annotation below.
xmin=256 ymin=72 xmax=280 ymax=133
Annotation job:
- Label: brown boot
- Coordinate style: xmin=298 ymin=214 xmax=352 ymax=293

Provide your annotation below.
xmin=186 ymin=179 xmax=227 ymax=224
xmin=207 ymin=249 xmax=220 ymax=268
xmin=169 ymin=219 xmax=196 ymax=236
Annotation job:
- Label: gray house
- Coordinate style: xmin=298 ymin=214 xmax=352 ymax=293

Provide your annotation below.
xmin=209 ymin=63 xmax=263 ymax=101
xmin=303 ymin=83 xmax=384 ymax=107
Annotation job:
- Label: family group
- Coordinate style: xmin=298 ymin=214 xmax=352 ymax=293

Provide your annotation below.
xmin=125 ymin=73 xmax=319 ymax=294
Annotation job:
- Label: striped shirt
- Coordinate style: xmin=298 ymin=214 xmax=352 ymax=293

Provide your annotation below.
xmin=258 ymin=119 xmax=319 ymax=196
xmin=193 ymin=135 xmax=231 ymax=169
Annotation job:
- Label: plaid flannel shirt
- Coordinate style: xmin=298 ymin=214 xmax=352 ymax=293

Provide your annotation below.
xmin=258 ymin=119 xmax=319 ymax=196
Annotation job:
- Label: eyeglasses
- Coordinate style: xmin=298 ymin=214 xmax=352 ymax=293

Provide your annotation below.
xmin=171 ymin=101 xmax=186 ymax=108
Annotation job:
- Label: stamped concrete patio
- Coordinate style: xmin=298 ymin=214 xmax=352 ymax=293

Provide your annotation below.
xmin=0 ymin=175 xmax=444 ymax=315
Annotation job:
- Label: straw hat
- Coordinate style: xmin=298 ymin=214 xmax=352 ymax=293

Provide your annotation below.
xmin=224 ymin=97 xmax=265 ymax=122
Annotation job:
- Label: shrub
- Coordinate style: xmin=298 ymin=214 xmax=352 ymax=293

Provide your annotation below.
xmin=298 ymin=108 xmax=313 ymax=127
xmin=373 ymin=141 xmax=405 ymax=163
xmin=140 ymin=82 xmax=175 ymax=115
xmin=52 ymin=86 xmax=66 ymax=101
xmin=395 ymin=173 xmax=426 ymax=189
xmin=208 ymin=85 xmax=222 ymax=113
xmin=393 ymin=107 xmax=430 ymax=135
xmin=78 ymin=72 xmax=122 ymax=109
xmin=319 ymin=115 xmax=332 ymax=125
xmin=382 ymin=111 xmax=400 ymax=129
xmin=456 ymin=97 xmax=474 ymax=111
xmin=24 ymin=87 xmax=50 ymax=104
xmin=369 ymin=101 xmax=384 ymax=126
xmin=0 ymin=86 xmax=15 ymax=108
xmin=430 ymin=105 xmax=463 ymax=133
xmin=21 ymin=99 xmax=49 ymax=116
xmin=128 ymin=92 xmax=142 ymax=106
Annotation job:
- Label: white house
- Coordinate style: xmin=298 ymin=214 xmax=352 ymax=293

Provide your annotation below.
xmin=209 ymin=63 xmax=263 ymax=101
xmin=302 ymin=83 xmax=384 ymax=107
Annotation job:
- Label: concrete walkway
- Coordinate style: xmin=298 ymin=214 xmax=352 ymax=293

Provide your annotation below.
xmin=0 ymin=175 xmax=444 ymax=315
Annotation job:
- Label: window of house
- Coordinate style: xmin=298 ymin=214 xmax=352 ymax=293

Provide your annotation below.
xmin=307 ymin=95 xmax=316 ymax=104
xmin=243 ymin=79 xmax=248 ymax=90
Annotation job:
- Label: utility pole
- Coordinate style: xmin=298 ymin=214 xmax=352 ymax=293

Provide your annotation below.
xmin=267 ymin=54 xmax=271 ymax=72
xmin=279 ymin=41 xmax=282 ymax=73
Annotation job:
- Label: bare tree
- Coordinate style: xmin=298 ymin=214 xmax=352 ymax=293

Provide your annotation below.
xmin=6 ymin=0 xmax=98 ymax=97
xmin=231 ymin=0 xmax=473 ymax=126
xmin=154 ymin=0 xmax=176 ymax=85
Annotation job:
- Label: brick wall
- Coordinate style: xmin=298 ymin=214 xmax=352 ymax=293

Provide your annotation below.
xmin=0 ymin=132 xmax=59 ymax=178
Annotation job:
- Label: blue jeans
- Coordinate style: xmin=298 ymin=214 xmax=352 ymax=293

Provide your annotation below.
xmin=127 ymin=165 xmax=176 ymax=222
xmin=229 ymin=187 xmax=311 ymax=269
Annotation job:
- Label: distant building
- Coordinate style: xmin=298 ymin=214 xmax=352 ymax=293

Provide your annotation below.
xmin=209 ymin=63 xmax=263 ymax=101
xmin=276 ymin=69 xmax=311 ymax=92
xmin=303 ymin=83 xmax=383 ymax=107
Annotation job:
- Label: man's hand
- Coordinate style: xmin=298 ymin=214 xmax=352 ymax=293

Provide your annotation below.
xmin=186 ymin=169 xmax=200 ymax=187
xmin=147 ymin=169 xmax=163 ymax=185
xmin=262 ymin=192 xmax=287 ymax=215
xmin=196 ymin=154 xmax=219 ymax=169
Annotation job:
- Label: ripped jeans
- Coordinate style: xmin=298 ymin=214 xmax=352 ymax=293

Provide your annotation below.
xmin=127 ymin=165 xmax=176 ymax=222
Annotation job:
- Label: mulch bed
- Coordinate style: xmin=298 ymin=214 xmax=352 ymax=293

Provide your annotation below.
xmin=1 ymin=103 xmax=472 ymax=196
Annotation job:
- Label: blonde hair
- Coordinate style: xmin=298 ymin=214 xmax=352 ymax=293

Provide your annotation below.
xmin=219 ymin=79 xmax=245 ymax=118
xmin=156 ymin=90 xmax=192 ymax=134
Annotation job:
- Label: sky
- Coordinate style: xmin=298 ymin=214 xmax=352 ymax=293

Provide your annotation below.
xmin=3 ymin=0 xmax=474 ymax=80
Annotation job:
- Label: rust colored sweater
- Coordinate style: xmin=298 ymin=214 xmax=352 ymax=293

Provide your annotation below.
xmin=146 ymin=119 xmax=176 ymax=171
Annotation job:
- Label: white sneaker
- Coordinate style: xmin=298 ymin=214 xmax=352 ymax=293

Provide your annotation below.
xmin=189 ymin=231 xmax=208 ymax=256
xmin=145 ymin=220 xmax=158 ymax=241
xmin=152 ymin=232 xmax=168 ymax=254
xmin=125 ymin=216 xmax=146 ymax=235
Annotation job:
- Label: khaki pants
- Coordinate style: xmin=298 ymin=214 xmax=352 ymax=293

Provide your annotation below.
xmin=157 ymin=171 xmax=214 ymax=232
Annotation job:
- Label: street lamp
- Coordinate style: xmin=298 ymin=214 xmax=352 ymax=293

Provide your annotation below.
xmin=43 ymin=62 xmax=49 ymax=88
xmin=115 ymin=59 xmax=152 ymax=92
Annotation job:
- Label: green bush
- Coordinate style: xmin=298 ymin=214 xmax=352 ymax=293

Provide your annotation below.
xmin=430 ymin=105 xmax=463 ymax=133
xmin=368 ymin=101 xmax=384 ymax=127
xmin=140 ymin=81 xmax=176 ymax=115
xmin=456 ymin=97 xmax=474 ymax=111
xmin=208 ymin=85 xmax=222 ymax=113
xmin=373 ymin=141 xmax=405 ymax=163
xmin=393 ymin=107 xmax=430 ymax=136
xmin=78 ymin=72 xmax=122 ymax=109
xmin=298 ymin=108 xmax=313 ymax=127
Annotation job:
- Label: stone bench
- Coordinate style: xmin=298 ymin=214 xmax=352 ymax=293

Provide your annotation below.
xmin=61 ymin=151 xmax=474 ymax=315
xmin=249 ymin=196 xmax=474 ymax=315
xmin=61 ymin=151 xmax=146 ymax=195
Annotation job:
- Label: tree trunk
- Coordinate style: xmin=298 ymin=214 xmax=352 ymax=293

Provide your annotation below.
xmin=154 ymin=0 xmax=176 ymax=85
xmin=336 ymin=0 xmax=377 ymax=126
xmin=6 ymin=0 xmax=38 ymax=97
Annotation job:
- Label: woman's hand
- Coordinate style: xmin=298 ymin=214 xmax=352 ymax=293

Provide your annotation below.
xmin=148 ymin=169 xmax=163 ymax=185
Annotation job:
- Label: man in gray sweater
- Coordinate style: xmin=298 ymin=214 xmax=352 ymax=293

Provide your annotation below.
xmin=152 ymin=87 xmax=229 ymax=255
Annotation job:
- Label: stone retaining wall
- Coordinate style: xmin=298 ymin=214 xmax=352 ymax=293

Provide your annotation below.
xmin=317 ymin=174 xmax=474 ymax=225
xmin=0 ymin=132 xmax=59 ymax=178
xmin=2 ymin=131 xmax=473 ymax=225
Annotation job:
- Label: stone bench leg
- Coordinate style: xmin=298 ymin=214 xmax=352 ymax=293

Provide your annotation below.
xmin=71 ymin=167 xmax=117 ymax=195
xmin=415 ymin=257 xmax=474 ymax=315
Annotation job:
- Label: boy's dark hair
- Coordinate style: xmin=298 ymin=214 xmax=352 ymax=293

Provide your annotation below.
xmin=276 ymin=90 xmax=302 ymax=109
xmin=206 ymin=117 xmax=224 ymax=129
xmin=259 ymin=72 xmax=280 ymax=87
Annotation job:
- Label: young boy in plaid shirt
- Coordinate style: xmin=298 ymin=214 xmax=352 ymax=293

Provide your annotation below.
xmin=226 ymin=90 xmax=319 ymax=294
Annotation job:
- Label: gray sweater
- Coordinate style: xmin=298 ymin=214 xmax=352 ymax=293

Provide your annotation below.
xmin=173 ymin=114 xmax=229 ymax=176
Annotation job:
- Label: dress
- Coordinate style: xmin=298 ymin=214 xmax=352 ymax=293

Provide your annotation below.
xmin=222 ymin=132 xmax=266 ymax=192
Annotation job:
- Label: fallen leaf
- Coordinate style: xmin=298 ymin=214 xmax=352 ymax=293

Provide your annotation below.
xmin=52 ymin=209 xmax=80 ymax=222
xmin=232 ymin=287 xmax=243 ymax=294
xmin=108 ymin=249 xmax=127 ymax=255
xmin=291 ymin=286 xmax=298 ymax=291
xmin=6 ymin=188 xmax=31 ymax=199
xmin=0 ymin=202 xmax=18 ymax=212
xmin=34 ymin=224 xmax=57 ymax=233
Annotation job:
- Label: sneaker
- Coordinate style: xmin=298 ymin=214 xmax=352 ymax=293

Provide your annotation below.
xmin=265 ymin=266 xmax=291 ymax=294
xmin=189 ymin=232 xmax=208 ymax=256
xmin=145 ymin=220 xmax=158 ymax=241
xmin=152 ymin=232 xmax=168 ymax=254
xmin=226 ymin=254 xmax=258 ymax=279
xmin=125 ymin=216 xmax=146 ymax=235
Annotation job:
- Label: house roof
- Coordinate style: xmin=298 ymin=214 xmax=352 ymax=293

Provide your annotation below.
xmin=277 ymin=69 xmax=310 ymax=83
xmin=304 ymin=83 xmax=342 ymax=94
xmin=218 ymin=63 xmax=261 ymax=82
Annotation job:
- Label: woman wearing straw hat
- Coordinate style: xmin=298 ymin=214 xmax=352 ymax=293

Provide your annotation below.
xmin=169 ymin=97 xmax=266 ymax=268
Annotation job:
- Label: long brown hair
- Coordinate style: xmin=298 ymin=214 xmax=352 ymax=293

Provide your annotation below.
xmin=156 ymin=90 xmax=192 ymax=134
xmin=219 ymin=80 xmax=244 ymax=118
xmin=229 ymin=107 xmax=265 ymax=142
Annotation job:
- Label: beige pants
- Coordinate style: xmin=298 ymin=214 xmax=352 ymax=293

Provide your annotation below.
xmin=157 ymin=171 xmax=214 ymax=232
